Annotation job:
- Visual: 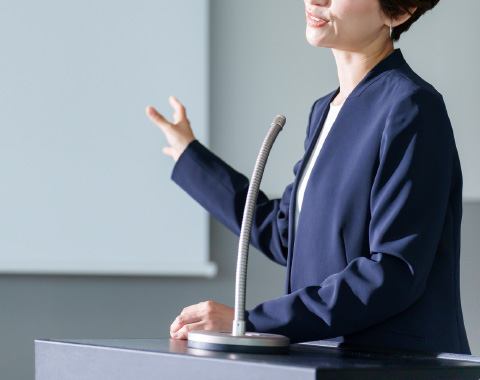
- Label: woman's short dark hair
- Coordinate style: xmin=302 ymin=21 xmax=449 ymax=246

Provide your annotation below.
xmin=379 ymin=0 xmax=440 ymax=41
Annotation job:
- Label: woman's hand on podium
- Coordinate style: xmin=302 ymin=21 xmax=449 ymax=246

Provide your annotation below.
xmin=146 ymin=95 xmax=196 ymax=162
xmin=170 ymin=301 xmax=234 ymax=340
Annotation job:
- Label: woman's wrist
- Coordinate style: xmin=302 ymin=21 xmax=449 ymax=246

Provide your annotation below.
xmin=174 ymin=138 xmax=197 ymax=162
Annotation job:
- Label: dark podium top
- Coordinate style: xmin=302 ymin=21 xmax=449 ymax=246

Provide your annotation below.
xmin=35 ymin=338 xmax=480 ymax=380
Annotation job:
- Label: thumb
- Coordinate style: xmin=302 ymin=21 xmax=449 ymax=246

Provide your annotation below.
xmin=169 ymin=95 xmax=187 ymax=123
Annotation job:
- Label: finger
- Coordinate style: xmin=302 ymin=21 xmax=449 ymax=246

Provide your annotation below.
xmin=169 ymin=303 xmax=204 ymax=334
xmin=169 ymin=95 xmax=187 ymax=124
xmin=170 ymin=308 xmax=203 ymax=335
xmin=170 ymin=315 xmax=184 ymax=335
xmin=174 ymin=321 xmax=206 ymax=340
xmin=146 ymin=106 xmax=172 ymax=131
xmin=162 ymin=146 xmax=174 ymax=157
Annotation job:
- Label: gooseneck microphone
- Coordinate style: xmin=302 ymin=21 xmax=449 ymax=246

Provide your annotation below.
xmin=187 ymin=115 xmax=290 ymax=354
xmin=232 ymin=115 xmax=286 ymax=336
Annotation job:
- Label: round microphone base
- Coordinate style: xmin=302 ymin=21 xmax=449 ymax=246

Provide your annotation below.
xmin=187 ymin=330 xmax=290 ymax=354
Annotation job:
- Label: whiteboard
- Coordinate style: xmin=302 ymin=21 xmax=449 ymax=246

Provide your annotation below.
xmin=0 ymin=0 xmax=216 ymax=276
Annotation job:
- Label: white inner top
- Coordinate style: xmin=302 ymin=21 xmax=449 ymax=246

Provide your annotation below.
xmin=295 ymin=103 xmax=343 ymax=233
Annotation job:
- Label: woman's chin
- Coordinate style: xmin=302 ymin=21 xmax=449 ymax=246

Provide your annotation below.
xmin=305 ymin=32 xmax=331 ymax=48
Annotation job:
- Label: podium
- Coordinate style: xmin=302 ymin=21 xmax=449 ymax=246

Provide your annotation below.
xmin=35 ymin=338 xmax=480 ymax=380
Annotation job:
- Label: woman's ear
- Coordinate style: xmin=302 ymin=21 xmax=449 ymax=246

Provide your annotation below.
xmin=389 ymin=7 xmax=417 ymax=28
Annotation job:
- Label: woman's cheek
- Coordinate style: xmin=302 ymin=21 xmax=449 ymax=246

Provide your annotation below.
xmin=335 ymin=0 xmax=382 ymax=27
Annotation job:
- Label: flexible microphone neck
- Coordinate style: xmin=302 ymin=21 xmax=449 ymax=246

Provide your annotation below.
xmin=232 ymin=115 xmax=286 ymax=336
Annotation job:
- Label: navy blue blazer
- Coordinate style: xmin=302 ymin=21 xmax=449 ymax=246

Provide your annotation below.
xmin=171 ymin=49 xmax=470 ymax=354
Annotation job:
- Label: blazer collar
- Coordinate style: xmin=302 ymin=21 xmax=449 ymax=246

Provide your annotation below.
xmin=342 ymin=48 xmax=407 ymax=100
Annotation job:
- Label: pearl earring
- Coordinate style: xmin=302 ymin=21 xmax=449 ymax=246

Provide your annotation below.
xmin=390 ymin=23 xmax=393 ymax=38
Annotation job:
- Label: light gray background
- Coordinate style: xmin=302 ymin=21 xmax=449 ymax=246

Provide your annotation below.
xmin=0 ymin=0 xmax=214 ymax=276
xmin=1 ymin=1 xmax=479 ymax=379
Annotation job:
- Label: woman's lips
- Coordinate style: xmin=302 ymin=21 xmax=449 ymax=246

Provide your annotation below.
xmin=306 ymin=11 xmax=329 ymax=28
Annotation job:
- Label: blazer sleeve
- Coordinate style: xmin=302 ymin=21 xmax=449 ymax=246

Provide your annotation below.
xmin=170 ymin=104 xmax=316 ymax=266
xmin=244 ymin=89 xmax=456 ymax=343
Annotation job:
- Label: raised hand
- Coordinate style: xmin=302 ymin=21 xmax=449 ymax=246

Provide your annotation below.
xmin=146 ymin=95 xmax=196 ymax=162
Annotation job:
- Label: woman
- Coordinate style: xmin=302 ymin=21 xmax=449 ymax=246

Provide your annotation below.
xmin=146 ymin=0 xmax=470 ymax=354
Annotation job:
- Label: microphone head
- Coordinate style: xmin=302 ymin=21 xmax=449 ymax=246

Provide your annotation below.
xmin=272 ymin=115 xmax=286 ymax=129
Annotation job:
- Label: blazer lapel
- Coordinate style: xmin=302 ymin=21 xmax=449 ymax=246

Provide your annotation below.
xmin=283 ymin=49 xmax=407 ymax=294
xmin=285 ymin=89 xmax=338 ymax=294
